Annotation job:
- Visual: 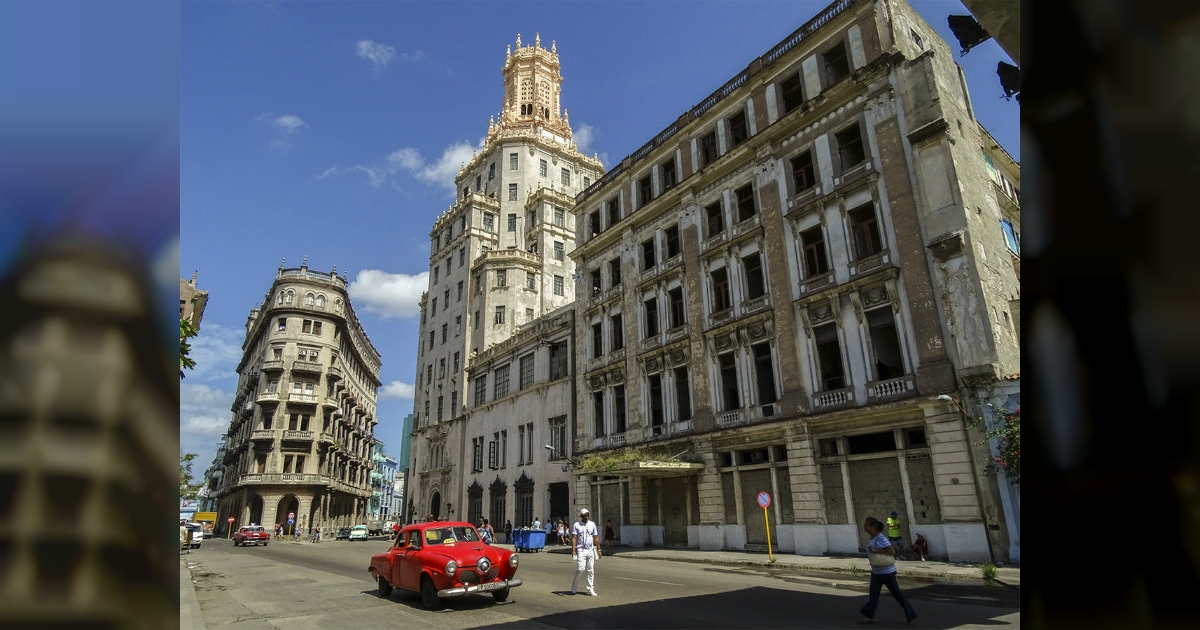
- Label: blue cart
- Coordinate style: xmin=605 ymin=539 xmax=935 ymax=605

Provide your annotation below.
xmin=513 ymin=528 xmax=546 ymax=552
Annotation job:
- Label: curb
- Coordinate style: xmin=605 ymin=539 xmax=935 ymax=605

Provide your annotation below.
xmin=179 ymin=558 xmax=207 ymax=630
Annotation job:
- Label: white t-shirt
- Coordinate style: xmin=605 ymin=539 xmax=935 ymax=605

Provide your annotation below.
xmin=572 ymin=520 xmax=598 ymax=550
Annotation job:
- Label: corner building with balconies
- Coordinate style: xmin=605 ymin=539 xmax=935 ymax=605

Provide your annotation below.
xmin=570 ymin=0 xmax=1019 ymax=563
xmin=212 ymin=259 xmax=382 ymax=535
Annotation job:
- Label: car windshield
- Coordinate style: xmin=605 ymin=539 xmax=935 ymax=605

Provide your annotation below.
xmin=423 ymin=526 xmax=479 ymax=544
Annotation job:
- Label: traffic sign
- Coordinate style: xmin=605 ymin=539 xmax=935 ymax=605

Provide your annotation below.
xmin=287 ymin=518 xmax=295 ymax=525
xmin=757 ymin=491 xmax=771 ymax=508
xmin=227 ymin=517 xmax=235 ymax=523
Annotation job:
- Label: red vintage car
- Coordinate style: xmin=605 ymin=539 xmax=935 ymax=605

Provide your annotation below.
xmin=232 ymin=525 xmax=270 ymax=547
xmin=367 ymin=521 xmax=521 ymax=610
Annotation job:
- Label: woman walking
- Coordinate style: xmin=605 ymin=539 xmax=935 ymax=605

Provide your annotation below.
xmin=859 ymin=516 xmax=918 ymax=625
xmin=557 ymin=519 xmax=567 ymax=545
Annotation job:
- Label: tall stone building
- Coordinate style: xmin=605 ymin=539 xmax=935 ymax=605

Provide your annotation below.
xmin=211 ymin=258 xmax=382 ymax=534
xmin=569 ymin=0 xmax=1019 ymax=562
xmin=408 ymin=34 xmax=603 ymax=522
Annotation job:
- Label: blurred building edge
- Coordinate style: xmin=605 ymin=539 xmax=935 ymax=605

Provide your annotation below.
xmin=180 ymin=271 xmax=209 ymax=330
xmin=960 ymin=0 xmax=1019 ymax=65
xmin=0 ymin=232 xmax=179 ymax=629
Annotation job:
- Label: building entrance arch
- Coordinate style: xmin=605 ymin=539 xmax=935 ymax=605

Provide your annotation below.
xmin=276 ymin=495 xmax=300 ymax=536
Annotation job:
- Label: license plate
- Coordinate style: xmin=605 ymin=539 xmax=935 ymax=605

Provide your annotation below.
xmin=475 ymin=581 xmax=505 ymax=592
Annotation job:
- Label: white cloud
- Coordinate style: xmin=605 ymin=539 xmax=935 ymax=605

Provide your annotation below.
xmin=154 ymin=237 xmax=180 ymax=291
xmin=356 ymin=40 xmax=396 ymax=71
xmin=379 ymin=381 xmax=415 ymax=400
xmin=348 ymin=269 xmax=428 ymax=319
xmin=573 ymin=122 xmax=597 ymax=156
xmin=186 ymin=322 xmax=246 ymax=383
xmin=323 ymin=140 xmax=481 ymax=193
xmin=273 ymin=114 xmax=307 ymax=134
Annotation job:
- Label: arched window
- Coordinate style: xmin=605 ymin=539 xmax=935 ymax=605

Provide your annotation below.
xmin=334 ymin=298 xmax=343 ymax=313
xmin=284 ymin=290 xmax=294 ymax=305
xmin=315 ymin=294 xmax=326 ymax=308
xmin=276 ymin=292 xmax=284 ymax=305
xmin=305 ymin=293 xmax=315 ymax=306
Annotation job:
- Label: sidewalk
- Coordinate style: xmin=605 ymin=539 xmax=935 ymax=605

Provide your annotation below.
xmin=533 ymin=543 xmax=1020 ymax=588
xmin=180 ymin=556 xmax=207 ymax=630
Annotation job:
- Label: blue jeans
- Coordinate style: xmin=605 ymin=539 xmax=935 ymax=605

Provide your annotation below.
xmin=860 ymin=571 xmax=918 ymax=621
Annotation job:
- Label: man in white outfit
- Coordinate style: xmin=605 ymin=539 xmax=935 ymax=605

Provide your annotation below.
xmin=571 ymin=508 xmax=602 ymax=596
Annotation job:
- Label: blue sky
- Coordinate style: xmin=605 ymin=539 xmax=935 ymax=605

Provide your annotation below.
xmin=179 ymin=0 xmax=1019 ymax=473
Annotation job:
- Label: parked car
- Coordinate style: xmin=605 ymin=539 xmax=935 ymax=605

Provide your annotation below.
xmin=233 ymin=525 xmax=270 ymax=547
xmin=367 ymin=521 xmax=522 ymax=610
xmin=336 ymin=526 xmax=353 ymax=541
xmin=184 ymin=523 xmax=204 ymax=548
xmin=349 ymin=524 xmax=369 ymax=541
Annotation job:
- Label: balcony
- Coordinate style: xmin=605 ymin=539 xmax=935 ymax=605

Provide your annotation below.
xmin=256 ymin=391 xmax=281 ymax=405
xmin=318 ymin=432 xmax=335 ymax=446
xmin=741 ymin=294 xmax=771 ymax=316
xmin=322 ymin=397 xmax=339 ymax=409
xmin=798 ymin=271 xmax=834 ymax=295
xmin=288 ymin=393 xmax=319 ymax=406
xmin=236 ymin=473 xmax=328 ymax=487
xmin=716 ymin=410 xmax=743 ymax=427
xmin=326 ymin=365 xmax=343 ymax=381
xmin=811 ymin=386 xmax=856 ymax=411
xmin=250 ymin=429 xmax=275 ymax=441
xmin=282 ymin=429 xmax=314 ymax=441
xmin=291 ymin=360 xmax=323 ymax=375
xmin=866 ymin=375 xmax=915 ymax=402
xmin=261 ymin=360 xmax=285 ymax=372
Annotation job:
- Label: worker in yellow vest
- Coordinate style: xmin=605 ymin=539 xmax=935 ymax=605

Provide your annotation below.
xmin=886 ymin=510 xmax=904 ymax=555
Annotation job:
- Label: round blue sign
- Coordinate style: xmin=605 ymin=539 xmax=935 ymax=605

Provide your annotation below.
xmin=287 ymin=518 xmax=295 ymax=525
xmin=757 ymin=491 xmax=771 ymax=508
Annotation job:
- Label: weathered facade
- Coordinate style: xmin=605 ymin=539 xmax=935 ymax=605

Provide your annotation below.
xmin=568 ymin=0 xmax=1019 ymax=563
xmin=211 ymin=259 xmax=382 ymax=535
xmin=408 ymin=34 xmax=602 ymax=525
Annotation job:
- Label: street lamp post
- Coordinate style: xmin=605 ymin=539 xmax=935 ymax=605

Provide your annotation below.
xmin=544 ymin=444 xmax=576 ymax=472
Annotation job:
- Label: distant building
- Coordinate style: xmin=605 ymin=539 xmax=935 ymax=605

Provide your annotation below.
xmin=180 ymin=270 xmax=209 ymax=329
xmin=211 ymin=258 xmax=382 ymax=533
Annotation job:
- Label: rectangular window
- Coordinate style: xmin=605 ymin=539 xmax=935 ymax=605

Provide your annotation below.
xmin=718 ymin=352 xmax=740 ymax=411
xmin=483 ymin=212 xmax=495 ymax=232
xmin=494 ymin=305 xmax=506 ymax=325
xmin=814 ymin=322 xmax=846 ymax=390
xmin=590 ymin=269 xmax=602 ymax=295
xmin=446 ymin=258 xmax=452 ymax=274
xmin=614 ymin=384 xmax=626 ymax=433
xmin=519 ymin=353 xmax=534 ymax=390
xmin=510 ymin=152 xmax=518 ymax=170
xmin=441 ymin=323 xmax=448 ymax=344
xmin=459 ymin=247 xmax=466 ymax=267
xmin=549 ymin=415 xmax=567 ymax=461
xmin=427 ymin=364 xmax=433 ymax=385
xmin=1000 ymin=219 xmax=1021 ymax=256
xmin=712 ymin=268 xmax=731 ymax=311
xmin=488 ymin=162 xmax=495 ymax=180
xmin=823 ymin=41 xmax=850 ymax=86
xmin=526 ymin=271 xmax=537 ymax=290
xmin=752 ymin=342 xmax=777 ymax=405
xmin=699 ymin=130 xmax=718 ymax=167
xmin=437 ymin=396 xmax=444 ymax=422
xmin=589 ymin=211 xmax=601 ymax=237
xmin=496 ymin=269 xmax=507 ymax=287
xmin=474 ymin=375 xmax=487 ymax=406
xmin=591 ymin=322 xmax=603 ymax=358
xmin=494 ymin=365 xmax=510 ymax=399
xmin=791 ymin=150 xmax=816 ymax=193
xmin=728 ymin=110 xmax=749 ymax=147
xmin=735 ymin=184 xmax=756 ymax=222
xmin=674 ymin=366 xmax=692 ymax=420
xmin=849 ymin=203 xmax=883 ymax=259
xmin=431 ymin=297 xmax=437 ymax=316
xmin=606 ymin=197 xmax=620 ymax=228
xmin=835 ymin=123 xmax=866 ymax=170
xmin=665 ymin=224 xmax=680 ymax=258
xmin=584 ymin=175 xmax=590 ymax=186
xmin=593 ymin=391 xmax=605 ymax=437
xmin=649 ymin=374 xmax=664 ymax=429
xmin=277 ymin=317 xmax=287 ymax=332
xmin=644 ymin=297 xmax=659 ymax=337
xmin=611 ymin=313 xmax=623 ymax=351
xmin=433 ymin=267 xmax=440 ymax=286
xmin=661 ymin=157 xmax=677 ymax=190
xmin=706 ymin=201 xmax=724 ymax=238
xmin=801 ymin=226 xmax=830 ymax=277
xmin=453 ymin=351 xmax=460 ymax=373
xmin=553 ymin=275 xmax=564 ymax=295
xmin=475 ymin=310 xmax=480 ymax=329
xmin=744 ymin=252 xmax=766 ymax=299
xmin=508 ymin=185 xmax=518 ymax=202
xmin=781 ymin=72 xmax=804 ymax=113
xmin=638 ymin=174 xmax=653 ymax=206
xmin=561 ymin=168 xmax=570 ymax=186
xmin=609 ymin=258 xmax=622 ymax=287
xmin=301 ymin=319 xmax=312 ymax=333
xmin=525 ymin=307 xmax=534 ymax=321
xmin=539 ymin=159 xmax=547 ymax=177
xmin=642 ymin=238 xmax=656 ymax=271
xmin=554 ymin=241 xmax=564 ymax=261
xmin=476 ymin=174 xmax=482 ymax=191
xmin=457 ymin=280 xmax=464 ymax=301
xmin=450 ymin=390 xmax=457 ymax=418
xmin=669 ymin=286 xmax=685 ymax=328
xmin=549 ymin=340 xmax=569 ymax=380
xmin=500 ymin=430 xmax=508 ymax=468
xmin=554 ymin=207 xmax=565 ymax=227
xmin=473 ymin=437 xmax=484 ymax=472
xmin=867 ymin=307 xmax=905 ymax=380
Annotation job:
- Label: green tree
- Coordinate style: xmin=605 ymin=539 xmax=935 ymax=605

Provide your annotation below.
xmin=978 ymin=407 xmax=1020 ymax=484
xmin=180 ymin=317 xmax=199 ymax=378
xmin=181 ymin=452 xmax=198 ymax=497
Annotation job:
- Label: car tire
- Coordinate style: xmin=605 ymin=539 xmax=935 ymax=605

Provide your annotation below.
xmin=492 ymin=588 xmax=510 ymax=603
xmin=377 ymin=576 xmax=393 ymax=598
xmin=420 ymin=575 xmax=443 ymax=610
xmin=234 ymin=540 xmax=240 ymax=547
xmin=262 ymin=542 xmax=268 ymax=546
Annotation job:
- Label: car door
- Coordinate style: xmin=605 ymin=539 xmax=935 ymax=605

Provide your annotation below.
xmin=396 ymin=530 xmax=424 ymax=592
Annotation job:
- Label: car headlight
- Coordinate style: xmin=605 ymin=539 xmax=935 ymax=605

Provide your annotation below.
xmin=477 ymin=557 xmax=491 ymax=574
xmin=509 ymin=554 xmax=519 ymax=569
xmin=445 ymin=560 xmax=457 ymax=576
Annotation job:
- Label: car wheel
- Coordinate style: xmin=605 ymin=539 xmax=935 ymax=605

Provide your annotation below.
xmin=262 ymin=542 xmax=268 ymax=546
xmin=420 ymin=575 xmax=443 ymax=610
xmin=492 ymin=588 xmax=510 ymax=603
xmin=234 ymin=540 xmax=240 ymax=547
xmin=377 ymin=576 xmax=393 ymax=598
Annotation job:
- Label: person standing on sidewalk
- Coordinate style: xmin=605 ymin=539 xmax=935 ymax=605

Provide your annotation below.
xmin=859 ymin=516 xmax=918 ymax=625
xmin=570 ymin=508 xmax=602 ymax=596
xmin=180 ymin=520 xmax=191 ymax=555
xmin=604 ymin=519 xmax=616 ymax=555
xmin=886 ymin=510 xmax=904 ymax=555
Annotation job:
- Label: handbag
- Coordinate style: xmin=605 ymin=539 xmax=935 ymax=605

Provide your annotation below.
xmin=868 ymin=549 xmax=896 ymax=568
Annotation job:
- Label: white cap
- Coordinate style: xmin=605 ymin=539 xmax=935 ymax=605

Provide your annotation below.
xmin=579 ymin=508 xmax=589 ymax=515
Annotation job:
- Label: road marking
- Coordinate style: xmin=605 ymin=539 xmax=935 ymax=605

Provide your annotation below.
xmin=613 ymin=576 xmax=684 ymax=586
